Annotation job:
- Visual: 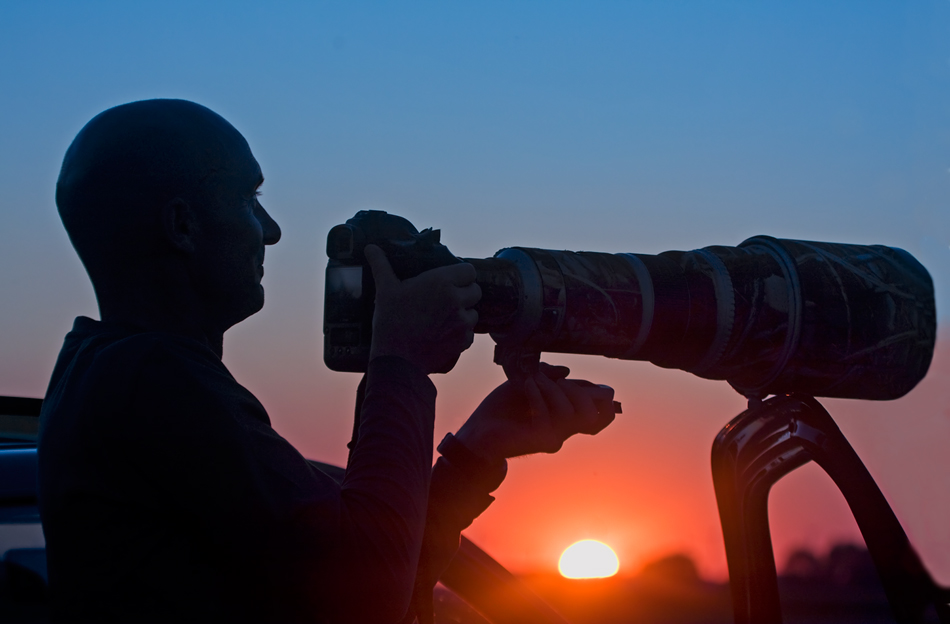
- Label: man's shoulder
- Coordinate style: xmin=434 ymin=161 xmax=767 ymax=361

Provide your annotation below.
xmin=82 ymin=321 xmax=217 ymax=365
xmin=61 ymin=320 xmax=227 ymax=386
xmin=98 ymin=333 xmax=253 ymax=413
xmin=42 ymin=319 xmax=263 ymax=441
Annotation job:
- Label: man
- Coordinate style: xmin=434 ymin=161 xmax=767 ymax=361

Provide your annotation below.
xmin=38 ymin=99 xmax=616 ymax=622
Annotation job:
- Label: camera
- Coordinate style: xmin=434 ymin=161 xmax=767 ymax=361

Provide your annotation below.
xmin=324 ymin=210 xmax=936 ymax=400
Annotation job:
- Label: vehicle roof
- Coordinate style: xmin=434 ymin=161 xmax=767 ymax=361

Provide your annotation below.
xmin=0 ymin=396 xmax=41 ymax=444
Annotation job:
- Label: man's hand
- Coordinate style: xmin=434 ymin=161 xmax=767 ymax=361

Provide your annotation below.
xmin=365 ymin=244 xmax=480 ymax=374
xmin=454 ymin=363 xmax=617 ymax=463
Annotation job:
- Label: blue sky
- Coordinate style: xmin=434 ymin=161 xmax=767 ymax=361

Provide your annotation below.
xmin=2 ymin=1 xmax=949 ymax=576
xmin=6 ymin=1 xmax=947 ymax=387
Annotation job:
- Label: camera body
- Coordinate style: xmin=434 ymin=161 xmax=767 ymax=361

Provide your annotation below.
xmin=324 ymin=211 xmax=462 ymax=372
xmin=324 ymin=210 xmax=936 ymax=401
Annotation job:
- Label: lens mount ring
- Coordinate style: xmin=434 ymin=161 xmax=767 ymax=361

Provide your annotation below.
xmin=489 ymin=247 xmax=544 ymax=346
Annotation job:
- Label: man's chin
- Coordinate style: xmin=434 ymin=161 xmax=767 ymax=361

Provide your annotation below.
xmin=248 ymin=289 xmax=266 ymax=317
xmin=224 ymin=290 xmax=266 ymax=330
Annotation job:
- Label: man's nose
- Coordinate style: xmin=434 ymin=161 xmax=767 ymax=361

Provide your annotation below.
xmin=256 ymin=203 xmax=282 ymax=245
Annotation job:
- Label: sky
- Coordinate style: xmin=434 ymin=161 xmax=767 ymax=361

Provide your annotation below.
xmin=2 ymin=1 xmax=949 ymax=581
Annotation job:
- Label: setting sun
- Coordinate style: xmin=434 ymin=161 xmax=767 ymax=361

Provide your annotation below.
xmin=558 ymin=540 xmax=620 ymax=579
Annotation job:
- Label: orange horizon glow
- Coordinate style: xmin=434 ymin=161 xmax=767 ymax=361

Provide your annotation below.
xmin=558 ymin=540 xmax=620 ymax=579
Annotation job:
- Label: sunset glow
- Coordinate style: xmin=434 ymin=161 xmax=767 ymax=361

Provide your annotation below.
xmin=558 ymin=540 xmax=620 ymax=579
xmin=4 ymin=1 xmax=950 ymax=591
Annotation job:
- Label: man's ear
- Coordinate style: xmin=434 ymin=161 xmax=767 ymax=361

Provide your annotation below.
xmin=161 ymin=198 xmax=199 ymax=253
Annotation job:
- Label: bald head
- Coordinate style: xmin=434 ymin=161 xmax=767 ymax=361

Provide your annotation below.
xmin=56 ymin=99 xmax=281 ymax=342
xmin=57 ymin=99 xmax=249 ymax=257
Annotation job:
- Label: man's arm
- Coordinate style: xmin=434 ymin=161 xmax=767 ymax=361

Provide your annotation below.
xmin=406 ymin=364 xmax=618 ymax=623
xmin=308 ymin=246 xmax=480 ymax=622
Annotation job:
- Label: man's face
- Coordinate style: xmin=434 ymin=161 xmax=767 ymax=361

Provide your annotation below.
xmin=191 ymin=135 xmax=281 ymax=332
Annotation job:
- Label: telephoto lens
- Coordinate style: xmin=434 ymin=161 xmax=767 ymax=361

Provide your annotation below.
xmin=324 ymin=211 xmax=936 ymax=400
xmin=476 ymin=239 xmax=935 ymax=400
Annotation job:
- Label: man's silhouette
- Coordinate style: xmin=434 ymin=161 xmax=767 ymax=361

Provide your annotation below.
xmin=38 ymin=99 xmax=616 ymax=622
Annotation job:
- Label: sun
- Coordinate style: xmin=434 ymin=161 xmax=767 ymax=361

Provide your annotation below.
xmin=558 ymin=540 xmax=620 ymax=579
